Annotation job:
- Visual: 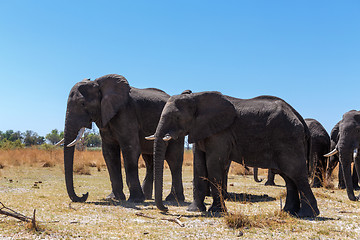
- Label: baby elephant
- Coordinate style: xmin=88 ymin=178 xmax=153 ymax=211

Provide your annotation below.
xmin=148 ymin=91 xmax=319 ymax=218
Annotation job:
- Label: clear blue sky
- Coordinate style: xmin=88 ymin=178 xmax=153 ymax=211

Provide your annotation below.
xmin=0 ymin=1 xmax=359 ymax=136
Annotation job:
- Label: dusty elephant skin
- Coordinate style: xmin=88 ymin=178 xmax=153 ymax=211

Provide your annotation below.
xmin=325 ymin=110 xmax=360 ymax=201
xmin=263 ymin=118 xmax=330 ymax=188
xmin=63 ymin=74 xmax=184 ymax=203
xmin=150 ymin=91 xmax=320 ymax=218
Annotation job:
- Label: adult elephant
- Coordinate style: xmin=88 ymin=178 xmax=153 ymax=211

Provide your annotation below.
xmin=326 ymin=121 xmax=359 ymax=190
xmin=325 ymin=111 xmax=360 ymax=200
xmin=258 ymin=118 xmax=330 ymax=188
xmin=60 ymin=74 xmax=184 ymax=203
xmin=148 ymin=91 xmax=319 ymax=217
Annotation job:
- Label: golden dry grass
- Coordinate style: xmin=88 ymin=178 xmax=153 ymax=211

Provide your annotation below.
xmin=1 ymin=148 xmax=357 ymax=239
xmin=0 ymin=148 xmax=194 ymax=172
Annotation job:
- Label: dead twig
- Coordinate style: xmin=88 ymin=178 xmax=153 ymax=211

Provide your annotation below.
xmin=135 ymin=212 xmax=185 ymax=227
xmin=0 ymin=201 xmax=37 ymax=230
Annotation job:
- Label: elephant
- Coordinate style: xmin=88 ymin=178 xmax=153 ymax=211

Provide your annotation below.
xmin=325 ymin=112 xmax=360 ymax=200
xmin=148 ymin=91 xmax=319 ymax=217
xmin=326 ymin=136 xmax=359 ymax=190
xmin=258 ymin=118 xmax=330 ymax=188
xmin=60 ymin=74 xmax=185 ymax=203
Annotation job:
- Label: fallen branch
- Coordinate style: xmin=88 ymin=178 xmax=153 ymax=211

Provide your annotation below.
xmin=135 ymin=212 xmax=185 ymax=227
xmin=0 ymin=201 xmax=37 ymax=230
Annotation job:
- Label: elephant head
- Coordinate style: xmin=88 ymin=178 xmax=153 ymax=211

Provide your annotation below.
xmin=324 ymin=110 xmax=360 ymax=201
xmin=148 ymin=91 xmax=236 ymax=210
xmin=62 ymin=74 xmax=130 ymax=202
xmin=325 ymin=122 xmax=340 ymax=181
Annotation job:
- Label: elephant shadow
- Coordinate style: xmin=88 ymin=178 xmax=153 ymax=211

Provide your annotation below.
xmin=85 ymin=198 xmax=192 ymax=210
xmin=225 ymin=192 xmax=276 ymax=203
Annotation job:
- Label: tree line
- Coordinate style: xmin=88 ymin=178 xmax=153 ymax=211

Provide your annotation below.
xmin=0 ymin=129 xmax=101 ymax=149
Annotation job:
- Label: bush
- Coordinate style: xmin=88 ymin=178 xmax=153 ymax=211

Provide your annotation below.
xmin=0 ymin=139 xmax=24 ymax=149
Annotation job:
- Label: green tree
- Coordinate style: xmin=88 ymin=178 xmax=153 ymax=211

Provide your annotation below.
xmin=1 ymin=130 xmax=22 ymax=142
xmin=84 ymin=132 xmax=102 ymax=147
xmin=46 ymin=129 xmax=64 ymax=145
xmin=23 ymin=130 xmax=45 ymax=146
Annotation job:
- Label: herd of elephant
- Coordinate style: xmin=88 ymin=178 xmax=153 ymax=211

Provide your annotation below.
xmin=58 ymin=74 xmax=360 ymax=218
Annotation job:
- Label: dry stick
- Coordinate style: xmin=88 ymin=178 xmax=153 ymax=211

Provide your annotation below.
xmin=135 ymin=212 xmax=185 ymax=227
xmin=31 ymin=209 xmax=38 ymax=231
xmin=0 ymin=201 xmax=34 ymax=223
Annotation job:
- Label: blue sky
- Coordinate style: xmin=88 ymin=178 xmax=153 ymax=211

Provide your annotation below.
xmin=0 ymin=1 xmax=359 ymax=136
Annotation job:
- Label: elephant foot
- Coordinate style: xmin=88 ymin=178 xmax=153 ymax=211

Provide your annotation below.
xmin=128 ymin=192 xmax=145 ymax=203
xmin=142 ymin=182 xmax=153 ymax=200
xmin=353 ymin=185 xmax=360 ymax=191
xmin=187 ymin=201 xmax=206 ymax=212
xmin=106 ymin=192 xmax=126 ymax=201
xmin=165 ymin=192 xmax=185 ymax=202
xmin=144 ymin=194 xmax=152 ymax=200
xmin=296 ymin=205 xmax=320 ymax=218
xmin=143 ymin=188 xmax=152 ymax=200
xmin=208 ymin=201 xmax=227 ymax=213
xmin=265 ymin=180 xmax=275 ymax=186
xmin=283 ymin=203 xmax=300 ymax=217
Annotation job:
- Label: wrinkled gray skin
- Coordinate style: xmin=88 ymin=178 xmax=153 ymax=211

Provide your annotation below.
xmin=262 ymin=118 xmax=330 ymax=188
xmin=63 ymin=74 xmax=184 ymax=203
xmin=325 ymin=111 xmax=360 ymax=200
xmin=326 ymin=138 xmax=359 ymax=190
xmin=151 ymin=91 xmax=319 ymax=217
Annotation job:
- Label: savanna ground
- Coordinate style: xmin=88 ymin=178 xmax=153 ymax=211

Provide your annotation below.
xmin=1 ymin=149 xmax=360 ymax=239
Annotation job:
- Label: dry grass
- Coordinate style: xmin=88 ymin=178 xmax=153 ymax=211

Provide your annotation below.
xmin=225 ymin=209 xmax=295 ymax=229
xmin=1 ymin=149 xmax=359 ymax=239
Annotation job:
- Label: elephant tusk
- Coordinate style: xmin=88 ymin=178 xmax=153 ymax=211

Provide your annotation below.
xmin=145 ymin=134 xmax=156 ymax=141
xmin=55 ymin=138 xmax=65 ymax=146
xmin=163 ymin=134 xmax=172 ymax=141
xmin=324 ymin=148 xmax=339 ymax=157
xmin=67 ymin=127 xmax=86 ymax=147
xmin=354 ymin=148 xmax=358 ymax=159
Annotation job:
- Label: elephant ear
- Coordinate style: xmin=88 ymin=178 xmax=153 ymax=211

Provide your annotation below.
xmin=78 ymin=80 xmax=99 ymax=100
xmin=96 ymin=74 xmax=131 ymax=127
xmin=188 ymin=92 xmax=236 ymax=143
xmin=330 ymin=121 xmax=340 ymax=142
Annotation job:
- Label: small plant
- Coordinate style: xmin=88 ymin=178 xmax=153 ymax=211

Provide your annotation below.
xmin=73 ymin=164 xmax=91 ymax=175
xmin=226 ymin=209 xmax=295 ymax=230
xmin=225 ymin=211 xmax=253 ymax=229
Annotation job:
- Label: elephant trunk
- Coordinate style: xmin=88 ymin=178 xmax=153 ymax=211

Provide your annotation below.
xmin=339 ymin=150 xmax=358 ymax=201
xmin=154 ymin=137 xmax=168 ymax=211
xmin=353 ymin=148 xmax=360 ymax=189
xmin=253 ymin=168 xmax=263 ymax=182
xmin=64 ymin=115 xmax=89 ymax=202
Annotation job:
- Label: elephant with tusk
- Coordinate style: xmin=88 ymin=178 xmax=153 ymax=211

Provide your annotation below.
xmin=325 ymin=110 xmax=360 ymax=200
xmin=61 ymin=74 xmax=185 ymax=203
xmin=147 ymin=91 xmax=319 ymax=218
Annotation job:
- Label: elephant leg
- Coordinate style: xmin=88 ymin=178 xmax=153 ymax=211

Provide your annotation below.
xmin=165 ymin=141 xmax=185 ymax=202
xmin=188 ymin=146 xmax=207 ymax=212
xmin=338 ymin=161 xmax=346 ymax=189
xmin=279 ymin=173 xmax=300 ymax=215
xmin=122 ymin=145 xmax=145 ymax=203
xmin=295 ymin=175 xmax=320 ymax=217
xmin=352 ymin=164 xmax=360 ymax=190
xmin=102 ymin=143 xmax=126 ymax=200
xmin=141 ymin=154 xmax=153 ymax=200
xmin=206 ymin=153 xmax=230 ymax=213
xmin=265 ymin=169 xmax=276 ymax=186
xmin=280 ymin=150 xmax=319 ymax=217
xmin=222 ymin=165 xmax=230 ymax=200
